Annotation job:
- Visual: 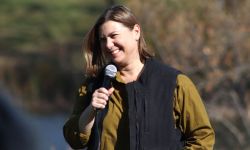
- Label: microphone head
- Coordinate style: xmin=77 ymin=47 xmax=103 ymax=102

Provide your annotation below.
xmin=105 ymin=64 xmax=117 ymax=78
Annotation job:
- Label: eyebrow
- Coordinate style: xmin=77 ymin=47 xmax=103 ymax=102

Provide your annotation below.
xmin=100 ymin=31 xmax=119 ymax=39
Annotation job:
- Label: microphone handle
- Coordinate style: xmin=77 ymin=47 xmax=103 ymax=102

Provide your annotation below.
xmin=95 ymin=76 xmax=112 ymax=112
xmin=102 ymin=76 xmax=112 ymax=89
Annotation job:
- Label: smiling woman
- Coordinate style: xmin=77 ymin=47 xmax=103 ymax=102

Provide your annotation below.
xmin=99 ymin=20 xmax=143 ymax=81
xmin=82 ymin=5 xmax=152 ymax=77
xmin=63 ymin=5 xmax=215 ymax=150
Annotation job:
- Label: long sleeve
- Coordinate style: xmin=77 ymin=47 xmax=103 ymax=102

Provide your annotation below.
xmin=63 ymin=85 xmax=92 ymax=149
xmin=173 ymin=74 xmax=215 ymax=149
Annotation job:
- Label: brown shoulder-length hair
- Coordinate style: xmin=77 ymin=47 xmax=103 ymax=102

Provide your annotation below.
xmin=83 ymin=5 xmax=153 ymax=77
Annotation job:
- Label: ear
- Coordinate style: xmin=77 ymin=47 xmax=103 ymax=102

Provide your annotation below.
xmin=133 ymin=24 xmax=140 ymax=41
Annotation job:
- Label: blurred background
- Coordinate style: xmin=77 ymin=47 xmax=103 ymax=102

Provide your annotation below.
xmin=0 ymin=0 xmax=249 ymax=149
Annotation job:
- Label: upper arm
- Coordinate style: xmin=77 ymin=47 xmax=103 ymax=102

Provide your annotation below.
xmin=173 ymin=74 xmax=215 ymax=149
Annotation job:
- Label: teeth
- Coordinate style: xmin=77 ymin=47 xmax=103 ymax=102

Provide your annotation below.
xmin=112 ymin=50 xmax=119 ymax=54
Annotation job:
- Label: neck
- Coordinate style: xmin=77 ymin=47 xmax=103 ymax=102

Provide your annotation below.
xmin=118 ymin=59 xmax=144 ymax=83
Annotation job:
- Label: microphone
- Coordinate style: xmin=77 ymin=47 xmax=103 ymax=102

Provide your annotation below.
xmin=102 ymin=64 xmax=117 ymax=89
xmin=95 ymin=64 xmax=117 ymax=111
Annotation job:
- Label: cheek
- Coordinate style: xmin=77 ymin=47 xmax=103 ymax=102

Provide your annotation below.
xmin=126 ymin=37 xmax=138 ymax=48
xmin=112 ymin=38 xmax=124 ymax=48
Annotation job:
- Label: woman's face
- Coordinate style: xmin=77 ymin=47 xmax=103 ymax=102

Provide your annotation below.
xmin=99 ymin=20 xmax=140 ymax=67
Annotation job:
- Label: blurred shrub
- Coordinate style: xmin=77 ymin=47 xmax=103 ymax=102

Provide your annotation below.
xmin=0 ymin=0 xmax=110 ymax=113
xmin=0 ymin=0 xmax=127 ymax=112
xmin=127 ymin=0 xmax=250 ymax=149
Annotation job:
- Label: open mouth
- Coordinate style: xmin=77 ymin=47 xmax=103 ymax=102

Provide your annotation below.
xmin=111 ymin=49 xmax=119 ymax=55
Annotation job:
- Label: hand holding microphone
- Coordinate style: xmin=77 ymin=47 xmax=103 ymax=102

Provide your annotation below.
xmin=91 ymin=64 xmax=117 ymax=110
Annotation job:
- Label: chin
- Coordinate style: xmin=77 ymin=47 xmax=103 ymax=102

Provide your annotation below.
xmin=111 ymin=59 xmax=122 ymax=66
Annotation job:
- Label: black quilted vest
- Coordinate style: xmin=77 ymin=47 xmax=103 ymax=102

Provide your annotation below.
xmin=88 ymin=58 xmax=184 ymax=150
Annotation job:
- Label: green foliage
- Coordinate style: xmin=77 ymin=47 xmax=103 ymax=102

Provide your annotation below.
xmin=0 ymin=0 xmax=107 ymax=52
xmin=0 ymin=0 xmax=125 ymax=113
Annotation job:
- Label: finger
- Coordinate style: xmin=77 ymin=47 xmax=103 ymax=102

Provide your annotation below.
xmin=92 ymin=94 xmax=108 ymax=110
xmin=93 ymin=89 xmax=109 ymax=101
xmin=92 ymin=100 xmax=107 ymax=109
xmin=97 ymin=87 xmax=109 ymax=95
xmin=92 ymin=96 xmax=107 ymax=108
xmin=91 ymin=87 xmax=111 ymax=110
xmin=93 ymin=93 xmax=109 ymax=101
xmin=93 ymin=97 xmax=107 ymax=105
xmin=92 ymin=94 xmax=108 ymax=105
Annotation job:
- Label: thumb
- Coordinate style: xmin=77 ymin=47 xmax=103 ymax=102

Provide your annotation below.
xmin=108 ymin=87 xmax=114 ymax=96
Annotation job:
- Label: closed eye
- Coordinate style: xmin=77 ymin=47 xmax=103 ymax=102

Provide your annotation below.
xmin=99 ymin=33 xmax=119 ymax=43
xmin=110 ymin=34 xmax=118 ymax=39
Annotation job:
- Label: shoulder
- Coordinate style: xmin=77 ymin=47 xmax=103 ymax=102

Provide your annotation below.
xmin=174 ymin=74 xmax=202 ymax=105
xmin=78 ymin=75 xmax=101 ymax=96
xmin=176 ymin=74 xmax=197 ymax=89
xmin=146 ymin=58 xmax=180 ymax=76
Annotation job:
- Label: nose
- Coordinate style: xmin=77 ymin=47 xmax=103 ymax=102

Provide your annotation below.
xmin=106 ymin=37 xmax=114 ymax=50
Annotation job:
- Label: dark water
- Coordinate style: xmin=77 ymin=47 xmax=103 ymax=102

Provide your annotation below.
xmin=28 ymin=113 xmax=72 ymax=150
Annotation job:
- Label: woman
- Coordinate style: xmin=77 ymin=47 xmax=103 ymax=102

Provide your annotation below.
xmin=63 ymin=5 xmax=215 ymax=150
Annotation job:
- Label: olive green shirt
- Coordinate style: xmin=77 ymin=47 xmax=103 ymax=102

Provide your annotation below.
xmin=68 ymin=74 xmax=215 ymax=150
